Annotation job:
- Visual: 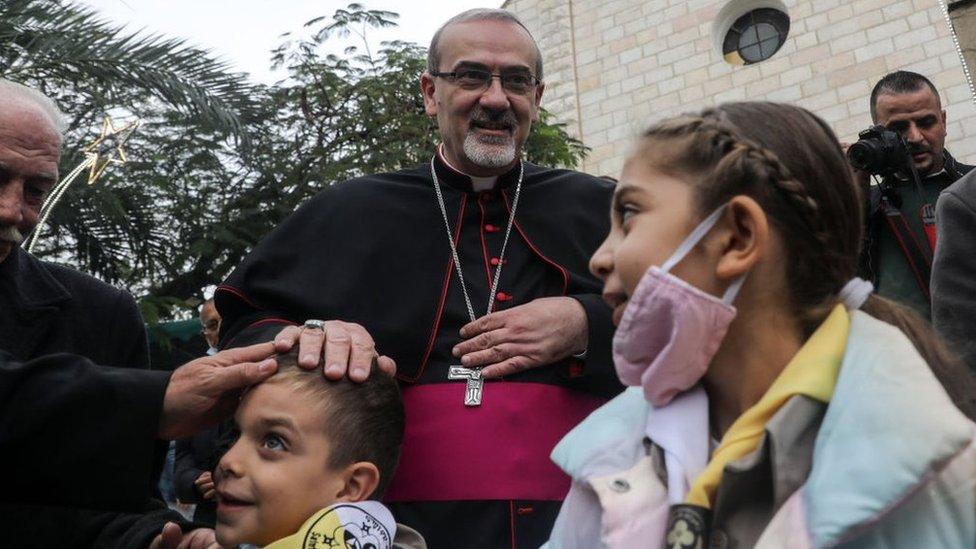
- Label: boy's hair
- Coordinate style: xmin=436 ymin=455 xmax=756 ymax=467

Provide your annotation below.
xmin=632 ymin=101 xmax=976 ymax=418
xmin=273 ymin=348 xmax=404 ymax=499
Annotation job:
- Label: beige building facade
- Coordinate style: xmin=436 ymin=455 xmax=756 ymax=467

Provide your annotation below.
xmin=502 ymin=0 xmax=976 ymax=177
xmin=950 ymin=1 xmax=976 ymax=79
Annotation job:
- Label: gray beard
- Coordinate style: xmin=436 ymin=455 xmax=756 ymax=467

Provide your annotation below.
xmin=0 ymin=225 xmax=24 ymax=245
xmin=462 ymin=131 xmax=516 ymax=169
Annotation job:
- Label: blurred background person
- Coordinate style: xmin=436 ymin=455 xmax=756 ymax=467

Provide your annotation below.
xmin=172 ymin=291 xmax=223 ymax=526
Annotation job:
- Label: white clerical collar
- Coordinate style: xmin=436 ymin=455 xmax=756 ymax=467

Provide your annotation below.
xmin=438 ymin=145 xmax=499 ymax=191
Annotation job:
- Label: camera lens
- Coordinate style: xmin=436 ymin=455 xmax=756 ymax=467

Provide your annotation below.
xmin=847 ymin=142 xmax=875 ymax=172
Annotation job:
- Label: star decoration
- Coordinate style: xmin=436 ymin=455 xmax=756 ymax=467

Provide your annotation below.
xmin=82 ymin=116 xmax=140 ymax=185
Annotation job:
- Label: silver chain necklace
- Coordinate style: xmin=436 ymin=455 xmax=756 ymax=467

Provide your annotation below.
xmin=430 ymin=156 xmax=523 ymax=323
xmin=431 ymin=157 xmax=523 ymax=407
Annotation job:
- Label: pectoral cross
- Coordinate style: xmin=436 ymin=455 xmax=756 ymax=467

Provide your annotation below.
xmin=448 ymin=366 xmax=484 ymax=406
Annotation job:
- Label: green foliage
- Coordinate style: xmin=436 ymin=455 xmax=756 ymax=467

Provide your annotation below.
xmin=526 ymin=110 xmax=588 ymax=169
xmin=1 ymin=0 xmax=263 ymax=298
xmin=4 ymin=1 xmax=589 ymax=321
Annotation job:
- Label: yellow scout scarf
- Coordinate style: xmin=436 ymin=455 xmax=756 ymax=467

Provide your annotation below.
xmin=685 ymin=305 xmax=850 ymax=508
xmin=265 ymin=501 xmax=396 ymax=549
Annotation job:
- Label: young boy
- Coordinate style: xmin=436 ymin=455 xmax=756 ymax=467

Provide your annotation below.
xmin=214 ymin=349 xmax=421 ymax=548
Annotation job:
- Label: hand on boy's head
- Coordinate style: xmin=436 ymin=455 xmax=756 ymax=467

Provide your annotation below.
xmin=272 ymin=321 xmax=396 ymax=382
xmin=158 ymin=342 xmax=278 ymax=440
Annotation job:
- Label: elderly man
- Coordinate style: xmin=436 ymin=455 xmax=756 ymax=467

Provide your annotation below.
xmin=217 ymin=8 xmax=620 ymax=548
xmin=858 ymin=71 xmax=974 ymax=318
xmin=0 ymin=79 xmax=222 ymax=548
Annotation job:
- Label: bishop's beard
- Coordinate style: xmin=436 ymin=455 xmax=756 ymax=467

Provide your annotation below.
xmin=0 ymin=225 xmax=24 ymax=245
xmin=463 ymin=107 xmax=519 ymax=169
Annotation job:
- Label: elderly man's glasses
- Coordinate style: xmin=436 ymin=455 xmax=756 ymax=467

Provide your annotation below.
xmin=431 ymin=68 xmax=540 ymax=94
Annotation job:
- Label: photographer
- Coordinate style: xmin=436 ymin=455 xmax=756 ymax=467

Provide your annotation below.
xmin=854 ymin=71 xmax=973 ymax=320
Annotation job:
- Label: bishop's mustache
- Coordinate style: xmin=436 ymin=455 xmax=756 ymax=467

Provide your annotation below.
xmin=0 ymin=226 xmax=24 ymax=245
xmin=468 ymin=108 xmax=518 ymax=132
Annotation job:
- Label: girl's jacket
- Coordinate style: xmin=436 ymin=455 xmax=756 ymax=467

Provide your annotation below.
xmin=544 ymin=311 xmax=976 ymax=548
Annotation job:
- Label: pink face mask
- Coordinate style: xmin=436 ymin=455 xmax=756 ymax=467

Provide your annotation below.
xmin=612 ymin=205 xmax=746 ymax=407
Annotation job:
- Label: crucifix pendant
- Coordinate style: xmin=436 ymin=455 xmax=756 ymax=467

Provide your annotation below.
xmin=448 ymin=366 xmax=484 ymax=406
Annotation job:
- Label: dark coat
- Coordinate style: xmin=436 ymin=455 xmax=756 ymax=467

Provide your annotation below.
xmin=0 ymin=248 xmax=190 ymax=548
xmin=859 ymin=149 xmax=975 ymax=294
xmin=933 ymin=169 xmax=976 ymax=370
xmin=0 ymin=350 xmax=169 ymax=508
xmin=0 ymin=247 xmax=149 ymax=366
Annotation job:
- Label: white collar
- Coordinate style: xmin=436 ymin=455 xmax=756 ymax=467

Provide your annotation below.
xmin=438 ymin=144 xmax=499 ymax=191
xmin=644 ymin=386 xmax=710 ymax=504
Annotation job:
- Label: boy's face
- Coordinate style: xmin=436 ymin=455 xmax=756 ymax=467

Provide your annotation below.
xmin=215 ymin=380 xmax=345 ymax=547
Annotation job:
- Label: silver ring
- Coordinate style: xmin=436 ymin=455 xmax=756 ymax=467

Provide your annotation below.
xmin=303 ymin=319 xmax=326 ymax=331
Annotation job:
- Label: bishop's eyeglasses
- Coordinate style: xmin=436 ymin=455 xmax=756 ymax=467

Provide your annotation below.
xmin=431 ymin=68 xmax=541 ymax=94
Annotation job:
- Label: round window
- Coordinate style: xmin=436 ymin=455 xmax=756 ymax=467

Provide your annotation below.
xmin=722 ymin=8 xmax=790 ymax=65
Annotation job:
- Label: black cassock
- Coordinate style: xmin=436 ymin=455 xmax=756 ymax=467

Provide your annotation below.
xmin=218 ymin=152 xmax=623 ymax=548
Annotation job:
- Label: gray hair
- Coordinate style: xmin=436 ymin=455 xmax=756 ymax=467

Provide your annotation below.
xmin=0 ymin=79 xmax=67 ymax=136
xmin=427 ymin=8 xmax=544 ymax=80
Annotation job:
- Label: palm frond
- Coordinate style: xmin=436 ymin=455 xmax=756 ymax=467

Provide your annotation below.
xmin=0 ymin=0 xmax=260 ymax=135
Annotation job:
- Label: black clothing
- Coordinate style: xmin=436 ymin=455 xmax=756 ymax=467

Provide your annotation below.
xmin=0 ymin=350 xmax=169 ymax=509
xmin=0 ymin=248 xmax=189 ymax=548
xmin=859 ymin=149 xmax=974 ymax=317
xmin=0 ymin=247 xmax=149 ymax=367
xmin=174 ymin=426 xmax=221 ymax=525
xmin=0 ymin=350 xmax=179 ymax=546
xmin=218 ymin=157 xmax=620 ymax=394
xmin=933 ymin=169 xmax=976 ymax=370
xmin=217 ymin=154 xmax=622 ymax=548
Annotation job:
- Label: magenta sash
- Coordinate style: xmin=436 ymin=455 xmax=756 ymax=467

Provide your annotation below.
xmin=384 ymin=382 xmax=606 ymax=502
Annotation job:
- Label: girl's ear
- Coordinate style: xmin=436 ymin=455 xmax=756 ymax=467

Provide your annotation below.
xmin=714 ymin=195 xmax=768 ymax=283
xmin=335 ymin=462 xmax=381 ymax=503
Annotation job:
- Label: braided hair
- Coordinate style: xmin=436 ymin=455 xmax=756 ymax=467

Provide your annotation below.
xmin=633 ymin=101 xmax=976 ymax=417
xmin=637 ymin=103 xmax=861 ymax=332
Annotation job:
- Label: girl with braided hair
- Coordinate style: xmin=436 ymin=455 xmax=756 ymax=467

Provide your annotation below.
xmin=544 ymin=102 xmax=976 ymax=549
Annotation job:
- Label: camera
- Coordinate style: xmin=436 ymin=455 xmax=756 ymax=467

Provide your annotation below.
xmin=847 ymin=125 xmax=911 ymax=176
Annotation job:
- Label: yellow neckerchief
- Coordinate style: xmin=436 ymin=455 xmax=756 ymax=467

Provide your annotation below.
xmin=685 ymin=304 xmax=850 ymax=508
xmin=265 ymin=501 xmax=396 ymax=549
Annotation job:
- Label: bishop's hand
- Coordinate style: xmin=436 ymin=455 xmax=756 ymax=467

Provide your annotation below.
xmin=453 ymin=296 xmax=588 ymax=378
xmin=273 ymin=321 xmax=396 ymax=382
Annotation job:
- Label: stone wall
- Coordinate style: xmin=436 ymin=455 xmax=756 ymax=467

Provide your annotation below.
xmin=949 ymin=0 xmax=976 ymax=84
xmin=503 ymin=0 xmax=976 ymax=177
